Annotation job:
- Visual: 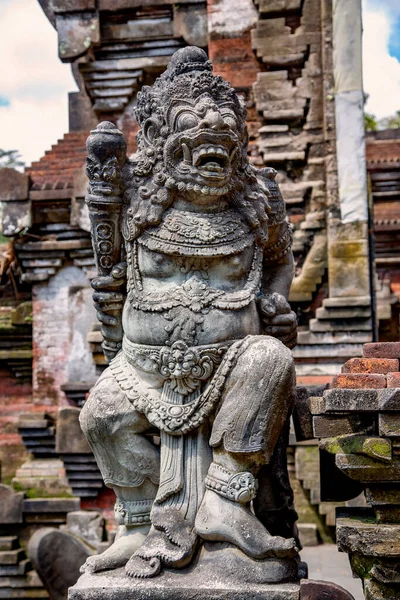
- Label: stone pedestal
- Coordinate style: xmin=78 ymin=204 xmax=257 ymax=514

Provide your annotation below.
xmin=69 ymin=543 xmax=301 ymax=600
xmin=69 ymin=569 xmax=301 ymax=600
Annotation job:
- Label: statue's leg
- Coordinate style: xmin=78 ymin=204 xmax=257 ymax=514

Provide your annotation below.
xmin=79 ymin=368 xmax=160 ymax=573
xmin=195 ymin=335 xmax=298 ymax=559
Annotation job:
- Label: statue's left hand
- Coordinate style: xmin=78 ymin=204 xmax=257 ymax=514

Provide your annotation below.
xmin=258 ymin=292 xmax=297 ymax=349
xmin=91 ymin=262 xmax=127 ymax=329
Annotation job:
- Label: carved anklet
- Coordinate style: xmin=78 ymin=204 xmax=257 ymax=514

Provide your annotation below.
xmin=114 ymin=498 xmax=153 ymax=526
xmin=205 ymin=462 xmax=258 ymax=504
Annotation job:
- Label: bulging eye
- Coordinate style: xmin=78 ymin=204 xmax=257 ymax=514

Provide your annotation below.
xmin=176 ymin=112 xmax=199 ymax=131
xmin=223 ymin=115 xmax=238 ymax=130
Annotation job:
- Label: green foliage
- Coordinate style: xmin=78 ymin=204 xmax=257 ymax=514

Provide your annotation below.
xmin=0 ymin=149 xmax=25 ymax=169
xmin=379 ymin=110 xmax=400 ymax=129
xmin=364 ymin=112 xmax=378 ymax=131
xmin=365 ymin=110 xmax=400 ymax=131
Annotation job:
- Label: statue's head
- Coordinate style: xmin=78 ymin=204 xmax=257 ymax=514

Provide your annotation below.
xmin=123 ymin=47 xmax=269 ymax=243
xmin=134 ymin=47 xmax=246 ymax=196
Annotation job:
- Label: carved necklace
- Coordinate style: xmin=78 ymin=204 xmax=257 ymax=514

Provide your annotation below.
xmin=138 ymin=207 xmax=254 ymax=257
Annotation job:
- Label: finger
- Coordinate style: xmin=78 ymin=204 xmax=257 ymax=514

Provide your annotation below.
xmin=96 ymin=311 xmax=118 ymax=326
xmin=93 ymin=302 xmax=123 ymax=314
xmin=263 ymin=325 xmax=297 ymax=337
xmin=93 ymin=291 xmax=124 ymax=303
xmin=112 ymin=262 xmax=127 ymax=279
xmin=259 ymin=297 xmax=277 ymax=317
xmin=92 ymin=276 xmax=125 ymax=291
xmin=271 ymin=292 xmax=291 ymax=314
xmin=262 ymin=313 xmax=297 ymax=326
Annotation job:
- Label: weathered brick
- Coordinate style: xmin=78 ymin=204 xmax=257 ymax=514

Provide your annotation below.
xmin=378 ymin=388 xmax=400 ymax=411
xmin=379 ymin=413 xmax=400 ymax=437
xmin=363 ymin=342 xmax=400 ymax=359
xmin=342 ymin=357 xmax=399 ymax=374
xmin=387 ymin=372 xmax=400 ymax=388
xmin=323 ymin=388 xmax=378 ymax=412
xmin=332 ymin=373 xmax=386 ymax=389
xmin=313 ymin=414 xmax=376 ymax=438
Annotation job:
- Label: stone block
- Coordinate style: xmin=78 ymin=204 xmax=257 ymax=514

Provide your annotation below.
xmin=299 ymin=579 xmax=356 ymax=599
xmin=70 ymin=560 xmax=301 ymax=599
xmin=0 ymin=168 xmax=29 ymax=201
xmin=365 ymin=485 xmax=400 ymax=505
xmin=0 ymin=485 xmax=24 ymax=524
xmin=364 ymin=342 xmax=400 ymax=359
xmin=297 ymin=523 xmax=320 ymax=547
xmin=315 ymin=306 xmax=371 ymax=319
xmin=28 ymin=528 xmax=92 ymax=600
xmin=23 ymin=498 xmax=80 ymax=514
xmin=323 ymin=295 xmax=371 ymax=307
xmin=378 ymin=389 xmax=400 ymax=411
xmin=379 ymin=414 xmax=400 ymax=438
xmin=292 ymin=388 xmax=314 ymax=441
xmin=63 ymin=511 xmax=105 ymax=547
xmin=342 ymin=358 xmax=399 ymax=375
xmin=0 ymin=537 xmax=18 ymax=551
xmin=364 ymin=579 xmax=400 ymax=600
xmin=0 ymin=557 xmax=30 ymax=576
xmin=332 ymin=373 xmax=386 ymax=389
xmin=313 ymin=414 xmax=375 ymax=438
xmin=0 ymin=549 xmax=25 ymax=565
xmin=375 ymin=506 xmax=400 ymax=524
xmin=323 ymin=388 xmax=379 ymax=412
xmin=387 ymin=373 xmax=400 ymax=388
xmin=336 ymin=454 xmax=400 ymax=482
xmin=337 ymin=515 xmax=400 ymax=557
xmin=308 ymin=396 xmax=326 ymax=415
xmin=321 ymin=436 xmax=392 ymax=462
xmin=56 ymin=408 xmax=91 ymax=454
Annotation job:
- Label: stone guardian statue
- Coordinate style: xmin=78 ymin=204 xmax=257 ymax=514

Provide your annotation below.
xmin=79 ymin=46 xmax=299 ymax=581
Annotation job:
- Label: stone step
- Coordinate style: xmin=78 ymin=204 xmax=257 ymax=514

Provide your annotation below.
xmin=315 ymin=306 xmax=372 ymax=320
xmin=293 ymin=343 xmax=364 ymax=359
xmin=298 ymin=331 xmax=372 ymax=345
xmin=309 ymin=318 xmax=373 ymax=332
xmin=0 ymin=549 xmax=25 ymax=566
xmin=0 ymin=559 xmax=31 ymax=577
xmin=0 ymin=537 xmax=19 ymax=551
xmin=323 ymin=295 xmax=371 ymax=308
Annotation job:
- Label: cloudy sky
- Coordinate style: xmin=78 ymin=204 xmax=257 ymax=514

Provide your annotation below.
xmin=0 ymin=0 xmax=399 ymax=167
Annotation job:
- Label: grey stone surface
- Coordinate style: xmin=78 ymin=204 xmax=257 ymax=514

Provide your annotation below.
xmin=0 ymin=485 xmax=23 ymax=524
xmin=70 ymin=557 xmax=301 ymax=600
xmin=56 ymin=408 xmax=91 ymax=454
xmin=297 ymin=524 xmax=320 ymax=547
xmin=323 ymin=388 xmax=379 ymax=412
xmin=62 ymin=511 xmax=105 ymax=547
xmin=28 ymin=528 xmax=93 ymax=600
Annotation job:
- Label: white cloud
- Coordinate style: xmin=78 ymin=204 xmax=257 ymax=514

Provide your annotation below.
xmin=0 ymin=0 xmax=78 ymax=167
xmin=362 ymin=0 xmax=400 ymax=118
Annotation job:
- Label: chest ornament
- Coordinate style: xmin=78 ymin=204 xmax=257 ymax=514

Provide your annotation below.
xmin=138 ymin=208 xmax=254 ymax=257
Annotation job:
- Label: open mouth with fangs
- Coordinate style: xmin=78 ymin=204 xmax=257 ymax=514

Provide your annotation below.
xmin=184 ymin=143 xmax=230 ymax=176
xmin=175 ymin=132 xmax=238 ymax=182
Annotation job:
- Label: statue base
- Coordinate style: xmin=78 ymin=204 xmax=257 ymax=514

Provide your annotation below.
xmin=69 ymin=543 xmax=301 ymax=600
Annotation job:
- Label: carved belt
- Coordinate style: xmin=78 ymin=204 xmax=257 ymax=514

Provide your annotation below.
xmin=109 ymin=337 xmax=245 ymax=435
xmin=122 ymin=337 xmax=230 ymax=394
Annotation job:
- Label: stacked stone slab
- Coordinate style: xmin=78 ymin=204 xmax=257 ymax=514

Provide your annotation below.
xmin=0 ymin=536 xmax=48 ymax=600
xmin=311 ymin=342 xmax=400 ymax=599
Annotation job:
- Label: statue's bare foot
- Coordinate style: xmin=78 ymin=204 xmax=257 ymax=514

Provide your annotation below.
xmin=80 ymin=524 xmax=150 ymax=574
xmin=195 ymin=489 xmax=297 ymax=559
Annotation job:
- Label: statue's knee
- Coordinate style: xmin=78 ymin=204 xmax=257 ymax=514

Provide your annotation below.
xmin=79 ymin=369 xmax=148 ymax=440
xmin=240 ymin=335 xmax=294 ymax=372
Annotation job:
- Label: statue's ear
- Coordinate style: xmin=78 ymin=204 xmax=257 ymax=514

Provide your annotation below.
xmin=143 ymin=118 xmax=161 ymax=144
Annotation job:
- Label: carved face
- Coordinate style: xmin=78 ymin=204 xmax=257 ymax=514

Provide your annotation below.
xmin=161 ymin=93 xmax=241 ymax=193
